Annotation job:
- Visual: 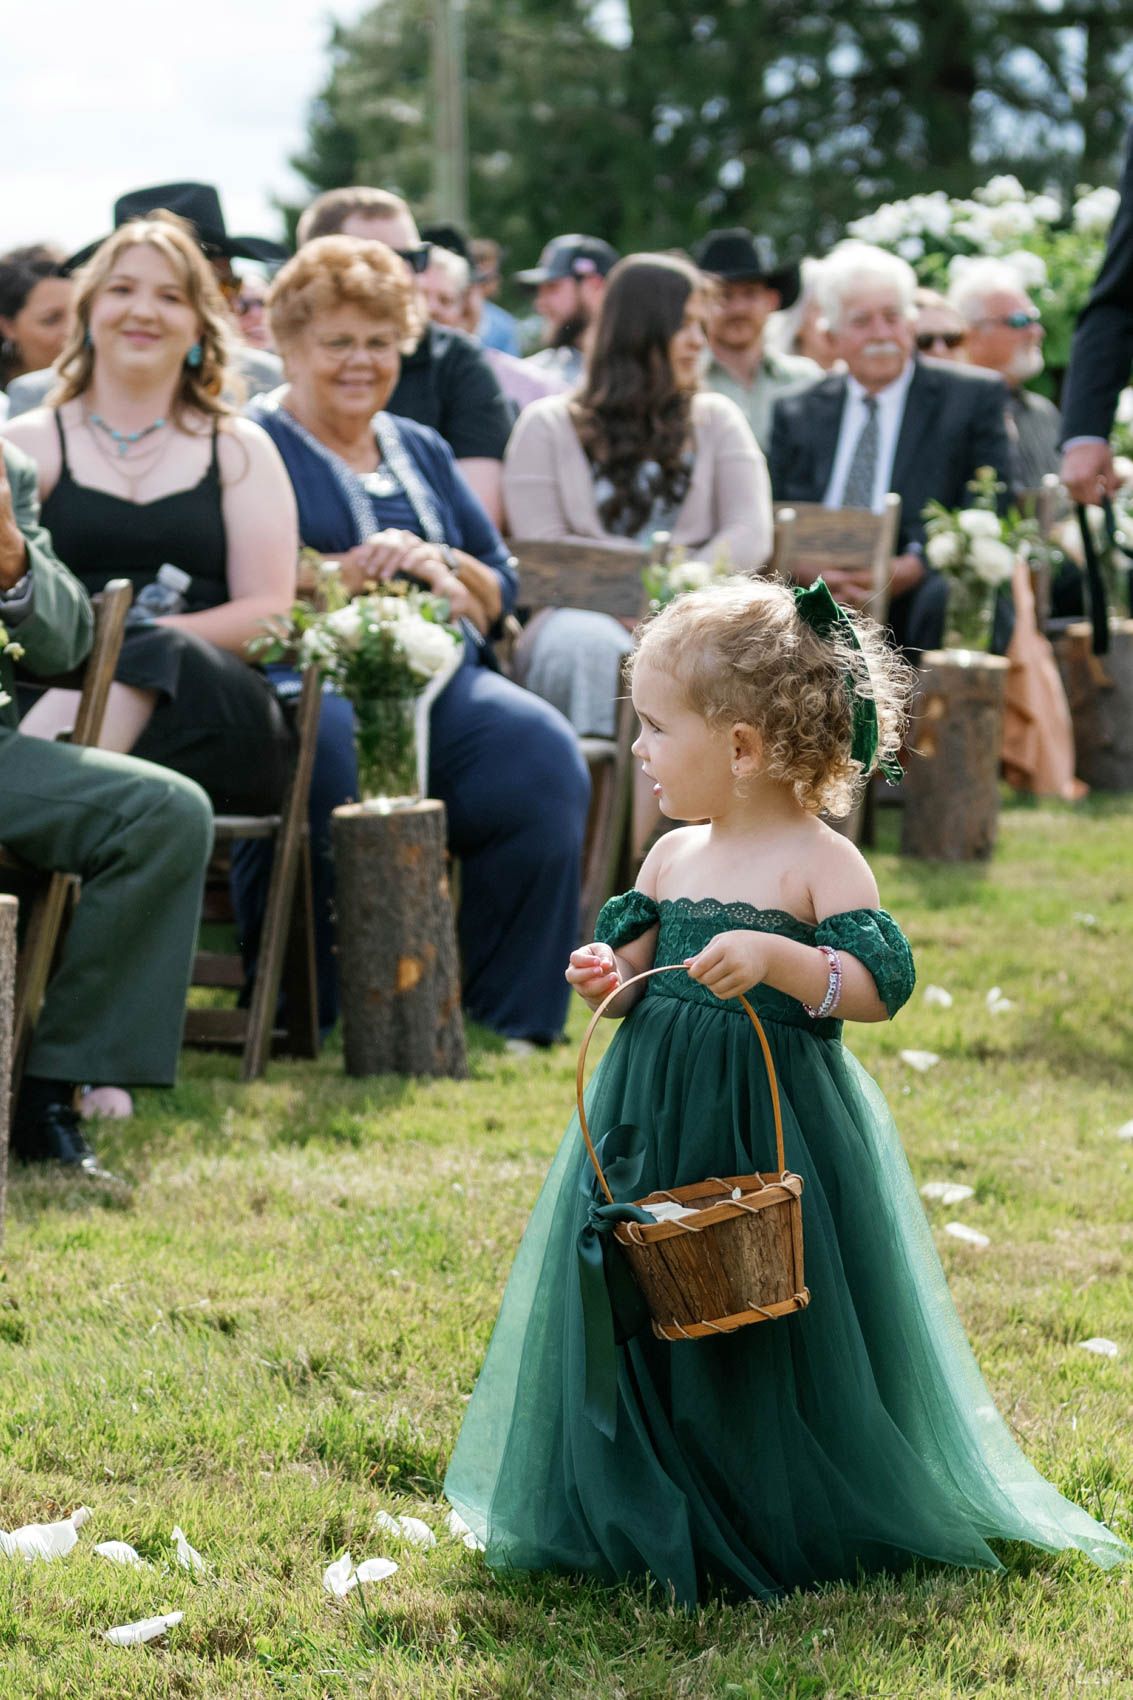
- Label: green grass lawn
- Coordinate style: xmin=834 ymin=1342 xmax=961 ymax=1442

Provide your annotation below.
xmin=1 ymin=798 xmax=1131 ymax=1699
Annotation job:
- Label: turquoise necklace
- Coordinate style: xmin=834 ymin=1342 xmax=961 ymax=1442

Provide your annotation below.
xmin=87 ymin=410 xmax=167 ymax=458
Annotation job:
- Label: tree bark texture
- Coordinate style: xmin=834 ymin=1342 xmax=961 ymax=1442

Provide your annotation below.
xmin=1054 ymin=620 xmax=1133 ymax=792
xmin=0 ymin=894 xmax=16 ymax=1247
xmin=332 ymin=800 xmax=467 ymax=1079
xmin=902 ymin=650 xmax=1010 ymax=861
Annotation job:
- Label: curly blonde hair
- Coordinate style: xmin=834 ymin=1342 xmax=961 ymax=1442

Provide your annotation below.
xmin=51 ymin=214 xmax=234 ymax=420
xmin=629 ymin=576 xmax=915 ymax=817
xmin=267 ymin=236 xmax=421 ymax=355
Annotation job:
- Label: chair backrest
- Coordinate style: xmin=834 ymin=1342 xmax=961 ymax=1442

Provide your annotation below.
xmin=1018 ymin=474 xmax=1063 ymax=539
xmin=14 ymin=578 xmax=133 ymax=748
xmin=772 ymin=495 xmax=901 ymax=610
xmin=510 ymin=540 xmax=649 ymax=623
xmin=769 ymin=508 xmax=796 ymax=580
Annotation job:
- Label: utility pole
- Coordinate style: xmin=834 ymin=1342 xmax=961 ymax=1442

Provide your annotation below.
xmin=431 ymin=0 xmax=468 ymax=224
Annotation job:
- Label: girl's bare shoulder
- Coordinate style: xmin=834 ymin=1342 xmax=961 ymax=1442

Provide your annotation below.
xmin=636 ymin=824 xmax=710 ymax=900
xmin=805 ymin=818 xmax=881 ymax=922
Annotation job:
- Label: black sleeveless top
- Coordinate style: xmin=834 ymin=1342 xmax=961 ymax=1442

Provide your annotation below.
xmin=41 ymin=411 xmax=229 ymax=611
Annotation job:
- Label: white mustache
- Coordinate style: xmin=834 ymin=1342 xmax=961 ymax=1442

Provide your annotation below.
xmin=863 ymin=341 xmax=902 ymax=356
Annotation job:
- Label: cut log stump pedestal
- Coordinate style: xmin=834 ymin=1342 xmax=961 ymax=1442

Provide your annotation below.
xmin=0 ymin=894 xmax=17 ymax=1247
xmin=332 ymin=800 xmax=467 ymax=1079
xmin=1054 ymin=620 xmax=1133 ymax=792
xmin=902 ymin=650 xmax=1010 ymax=862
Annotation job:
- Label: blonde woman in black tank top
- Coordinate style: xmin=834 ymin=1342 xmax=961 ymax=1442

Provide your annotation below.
xmin=2 ymin=214 xmax=298 ymax=815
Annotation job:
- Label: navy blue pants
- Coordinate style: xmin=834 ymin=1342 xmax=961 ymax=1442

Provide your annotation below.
xmin=231 ymin=656 xmax=590 ymax=1044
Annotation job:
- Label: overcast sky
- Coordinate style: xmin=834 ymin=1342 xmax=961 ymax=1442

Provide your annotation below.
xmin=4 ymin=0 xmax=367 ymax=256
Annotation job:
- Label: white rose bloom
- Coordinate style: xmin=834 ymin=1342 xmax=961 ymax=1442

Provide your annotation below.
xmin=970 ymin=536 xmax=1015 ymax=586
xmin=325 ymin=604 xmax=364 ymax=648
xmin=667 ymin=560 xmax=714 ymax=594
xmin=399 ymin=614 xmax=459 ymax=680
xmin=299 ymin=625 xmax=333 ymax=664
xmin=926 ymin=530 xmax=964 ymax=569
xmin=957 ymin=508 xmax=1001 ymax=540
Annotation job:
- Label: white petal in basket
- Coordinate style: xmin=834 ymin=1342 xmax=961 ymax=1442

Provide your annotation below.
xmin=900 ymin=1050 xmax=941 ymax=1073
xmin=172 ymin=1526 xmax=206 ymax=1573
xmin=95 ymin=1541 xmax=147 ymax=1568
xmin=1 ymin=1506 xmax=91 ymax=1561
xmin=1078 ymin=1337 xmax=1120 ymax=1359
xmin=922 ymin=985 xmax=954 ymax=1010
xmin=920 ymin=1181 xmax=975 ymax=1206
xmin=944 ymin=1222 xmax=990 ymax=1248
xmin=103 ymin=1612 xmax=183 ymax=1647
xmin=445 ymin=1509 xmax=486 ymax=1552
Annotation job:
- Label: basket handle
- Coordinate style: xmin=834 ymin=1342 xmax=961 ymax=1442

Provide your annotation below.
xmin=575 ymin=965 xmax=787 ymax=1205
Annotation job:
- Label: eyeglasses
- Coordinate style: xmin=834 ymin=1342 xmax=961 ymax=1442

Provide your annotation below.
xmin=915 ymin=331 xmax=966 ymax=352
xmin=979 ymin=310 xmax=1041 ymax=329
xmin=234 ymin=294 xmax=265 ymax=316
xmin=395 ymin=244 xmax=433 ymax=274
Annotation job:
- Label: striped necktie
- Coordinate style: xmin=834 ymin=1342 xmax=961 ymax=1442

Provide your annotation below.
xmin=840 ymin=394 xmax=880 ymax=509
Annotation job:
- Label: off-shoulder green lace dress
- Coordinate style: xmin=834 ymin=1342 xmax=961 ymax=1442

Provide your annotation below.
xmin=445 ymin=894 xmax=1127 ymax=1604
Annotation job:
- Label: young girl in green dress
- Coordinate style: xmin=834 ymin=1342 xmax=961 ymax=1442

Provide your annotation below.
xmin=445 ymin=576 xmax=1128 ymax=1605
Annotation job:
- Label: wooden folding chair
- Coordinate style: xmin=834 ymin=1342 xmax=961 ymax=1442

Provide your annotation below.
xmin=510 ymin=540 xmax=648 ymax=938
xmin=0 ymin=579 xmax=133 ymax=1097
xmin=773 ymin=493 xmax=902 ymax=622
xmin=769 ymin=507 xmax=797 ymax=580
xmin=182 ymin=666 xmax=322 ymax=1081
xmin=1018 ymin=473 xmax=1064 ymax=629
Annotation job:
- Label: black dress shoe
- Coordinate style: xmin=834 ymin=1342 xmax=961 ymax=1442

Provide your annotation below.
xmin=12 ymin=1102 xmax=123 ymax=1184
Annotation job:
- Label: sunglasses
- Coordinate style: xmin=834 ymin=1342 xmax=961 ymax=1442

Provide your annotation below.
xmin=980 ymin=310 xmax=1041 ymax=329
xmin=395 ymin=244 xmax=433 ymax=274
xmin=916 ymin=330 xmax=966 ymax=351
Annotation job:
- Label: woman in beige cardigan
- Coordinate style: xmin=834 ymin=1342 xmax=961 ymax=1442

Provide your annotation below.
xmin=503 ymin=253 xmax=773 ymax=738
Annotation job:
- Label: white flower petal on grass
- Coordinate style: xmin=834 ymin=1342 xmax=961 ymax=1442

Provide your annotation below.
xmin=1078 ymin=1337 xmax=1120 ymax=1359
xmin=373 ymin=1511 xmax=401 ymax=1538
xmin=985 ymin=987 xmax=1015 ymax=1015
xmin=323 ymin=1553 xmax=357 ymax=1597
xmin=95 ymin=1541 xmax=147 ymax=1568
xmin=172 ymin=1526 xmax=206 ymax=1573
xmin=445 ymin=1509 xmax=486 ymax=1552
xmin=922 ymin=985 xmax=954 ymax=1010
xmin=354 ymin=1557 xmax=399 ymax=1583
xmin=944 ymin=1222 xmax=990 ymax=1248
xmin=373 ymin=1511 xmax=436 ymax=1549
xmin=1116 ymin=1121 xmax=1133 ymax=1142
xmin=920 ymin=1181 xmax=975 ymax=1206
xmin=103 ymin=1612 xmax=183 ymax=1647
xmin=900 ymin=1050 xmax=941 ymax=1073
xmin=1073 ymin=911 xmax=1098 ymax=927
xmin=3 ymin=1506 xmax=91 ymax=1561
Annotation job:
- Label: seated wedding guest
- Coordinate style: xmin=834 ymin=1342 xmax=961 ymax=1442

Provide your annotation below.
xmin=5 ymin=184 xmax=286 ymax=416
xmin=1 ymin=439 xmax=212 ymax=1180
xmin=0 ymin=246 xmax=74 ymax=416
xmin=232 ymin=269 xmax=275 ymax=353
xmin=503 ymin=251 xmax=772 ymax=739
xmin=1 ymin=212 xmax=296 ymax=813
xmin=296 ymin=188 xmax=513 ymax=526
xmin=694 ymin=229 xmax=822 ymax=448
xmin=913 ymin=287 xmax=968 ymax=362
xmin=769 ymin=242 xmax=1013 ymax=657
xmin=468 ymin=237 xmax=521 ymax=355
xmin=763 ymin=256 xmax=839 ymax=372
xmin=949 ymin=260 xmax=1060 ymax=488
xmin=234 ymin=236 xmax=589 ymax=1045
xmin=423 ymin=245 xmax=565 ymax=414
xmin=515 ymin=234 xmax=619 ymax=387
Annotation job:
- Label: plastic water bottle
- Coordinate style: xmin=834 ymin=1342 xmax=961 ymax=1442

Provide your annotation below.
xmin=128 ymin=563 xmax=191 ymax=625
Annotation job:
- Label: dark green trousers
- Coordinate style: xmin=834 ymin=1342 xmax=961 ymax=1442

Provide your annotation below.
xmin=0 ymin=732 xmax=212 ymax=1086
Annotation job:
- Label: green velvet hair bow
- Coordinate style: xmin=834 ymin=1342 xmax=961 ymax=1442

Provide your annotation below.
xmin=793 ymin=578 xmax=902 ymax=784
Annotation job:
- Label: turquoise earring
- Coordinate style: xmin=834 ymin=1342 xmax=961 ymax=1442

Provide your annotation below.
xmin=185 ymin=342 xmax=203 ymax=368
xmin=83 ymin=331 xmax=92 ymax=348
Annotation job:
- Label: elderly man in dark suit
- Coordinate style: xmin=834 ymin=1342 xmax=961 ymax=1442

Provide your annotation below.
xmin=1060 ymin=127 xmax=1133 ymax=505
xmin=0 ymin=440 xmax=212 ymax=1179
xmin=769 ymin=242 xmax=1013 ymax=656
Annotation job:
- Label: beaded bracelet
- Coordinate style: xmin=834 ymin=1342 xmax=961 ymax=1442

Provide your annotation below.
xmin=803 ymin=945 xmax=843 ymax=1020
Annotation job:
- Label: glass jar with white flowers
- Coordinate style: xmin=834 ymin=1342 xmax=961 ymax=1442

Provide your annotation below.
xmin=922 ymin=469 xmax=1028 ymax=651
xmin=257 ymin=576 xmax=462 ymax=810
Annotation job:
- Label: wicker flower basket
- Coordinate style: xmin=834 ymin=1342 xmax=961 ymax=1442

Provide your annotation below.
xmin=577 ymin=965 xmax=810 ymax=1342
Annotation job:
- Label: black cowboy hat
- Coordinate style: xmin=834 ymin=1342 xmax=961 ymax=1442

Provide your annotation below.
xmin=692 ymin=229 xmax=800 ymax=309
xmin=64 ymin=182 xmax=290 ymax=273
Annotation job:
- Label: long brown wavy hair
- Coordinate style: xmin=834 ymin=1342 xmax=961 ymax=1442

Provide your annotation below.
xmin=50 ymin=213 xmax=235 ymax=421
xmin=571 ymin=253 xmax=705 ymax=536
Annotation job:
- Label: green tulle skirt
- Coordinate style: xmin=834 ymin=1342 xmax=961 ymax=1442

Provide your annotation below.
xmin=445 ymin=935 xmax=1128 ymax=1606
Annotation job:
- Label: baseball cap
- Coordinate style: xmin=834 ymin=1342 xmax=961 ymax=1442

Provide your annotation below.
xmin=514 ymin=234 xmax=619 ymax=286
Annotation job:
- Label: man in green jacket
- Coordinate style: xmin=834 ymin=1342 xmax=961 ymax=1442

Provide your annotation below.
xmin=1 ymin=441 xmax=212 ymax=1178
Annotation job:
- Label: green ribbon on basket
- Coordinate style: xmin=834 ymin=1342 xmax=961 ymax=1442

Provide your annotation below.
xmin=793 ymin=578 xmax=903 ymax=784
xmin=575 ymin=1124 xmax=654 ymax=1441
